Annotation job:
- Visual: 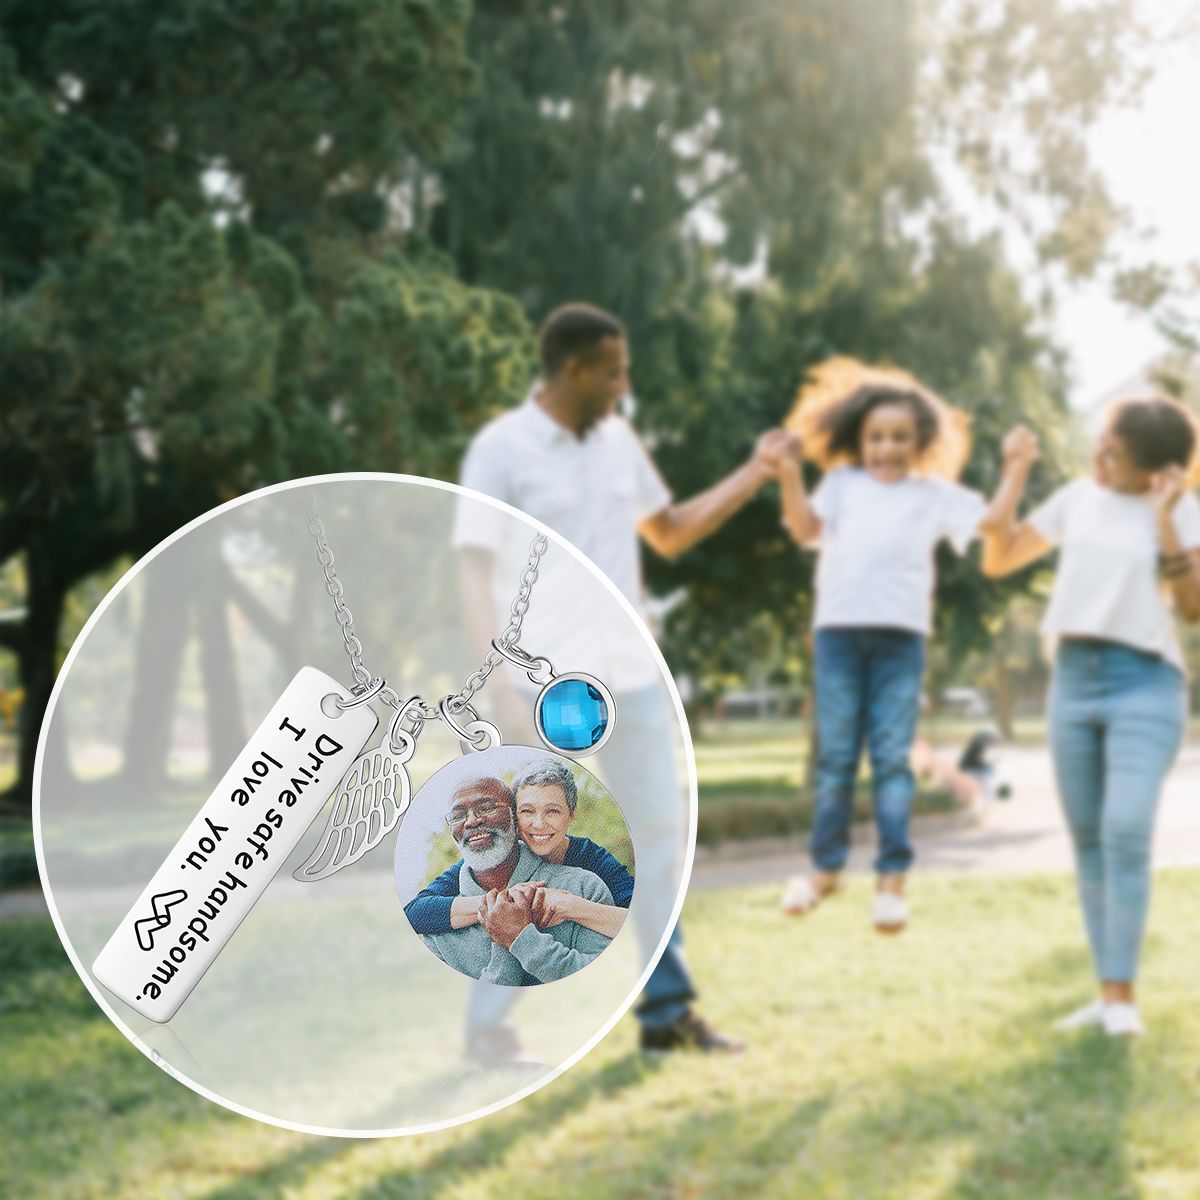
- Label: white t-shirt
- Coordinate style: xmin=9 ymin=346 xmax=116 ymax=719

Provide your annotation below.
xmin=1027 ymin=478 xmax=1200 ymax=673
xmin=453 ymin=391 xmax=673 ymax=690
xmin=809 ymin=467 xmax=986 ymax=635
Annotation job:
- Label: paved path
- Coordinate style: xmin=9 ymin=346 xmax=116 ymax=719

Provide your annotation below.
xmin=691 ymin=743 xmax=1200 ymax=891
xmin=6 ymin=745 xmax=1199 ymax=917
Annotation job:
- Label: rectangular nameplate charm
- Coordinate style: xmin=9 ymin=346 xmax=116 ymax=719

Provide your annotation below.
xmin=92 ymin=667 xmax=379 ymax=1023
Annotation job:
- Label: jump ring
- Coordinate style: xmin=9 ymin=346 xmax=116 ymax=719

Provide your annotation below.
xmin=489 ymin=638 xmax=556 ymax=686
xmin=437 ymin=696 xmax=501 ymax=752
xmin=388 ymin=696 xmax=427 ymax=739
xmin=386 ymin=723 xmax=418 ymax=763
xmin=460 ymin=718 xmax=502 ymax=753
xmin=334 ymin=676 xmax=386 ymax=710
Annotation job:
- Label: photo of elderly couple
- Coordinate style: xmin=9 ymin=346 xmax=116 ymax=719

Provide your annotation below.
xmin=398 ymin=752 xmax=632 ymax=986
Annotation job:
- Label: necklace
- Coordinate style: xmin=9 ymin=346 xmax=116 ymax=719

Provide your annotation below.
xmin=92 ymin=498 xmax=621 ymax=1020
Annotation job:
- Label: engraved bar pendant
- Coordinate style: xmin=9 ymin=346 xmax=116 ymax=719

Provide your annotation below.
xmin=91 ymin=667 xmax=379 ymax=1023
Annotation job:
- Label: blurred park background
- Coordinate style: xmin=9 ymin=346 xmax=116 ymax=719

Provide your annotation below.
xmin=4 ymin=1 xmax=1200 ymax=1194
xmin=5 ymin=0 xmax=1200 ymax=826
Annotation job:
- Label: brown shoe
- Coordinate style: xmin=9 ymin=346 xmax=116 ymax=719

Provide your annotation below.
xmin=465 ymin=1023 xmax=527 ymax=1067
xmin=639 ymin=1010 xmax=745 ymax=1054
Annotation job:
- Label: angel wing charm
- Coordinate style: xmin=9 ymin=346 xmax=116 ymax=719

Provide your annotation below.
xmin=292 ymin=740 xmax=413 ymax=882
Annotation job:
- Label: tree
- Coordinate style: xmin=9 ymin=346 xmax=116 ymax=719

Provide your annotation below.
xmin=423 ymin=0 xmax=1155 ymax=691
xmin=0 ymin=1 xmax=533 ymax=812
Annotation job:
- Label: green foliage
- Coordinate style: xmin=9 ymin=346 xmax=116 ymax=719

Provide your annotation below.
xmin=0 ymin=0 xmax=1174 ymax=806
xmin=422 ymin=826 xmax=462 ymax=886
xmin=422 ymin=0 xmax=1148 ymax=693
xmin=320 ymin=244 xmax=534 ymax=476
xmin=0 ymin=1 xmax=532 ymax=807
xmin=0 ymin=814 xmax=38 ymax=887
xmin=572 ymin=771 xmax=635 ymax=872
xmin=927 ymin=0 xmax=1146 ymax=275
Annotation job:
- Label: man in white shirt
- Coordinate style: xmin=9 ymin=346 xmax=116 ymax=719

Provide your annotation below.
xmin=454 ymin=302 xmax=787 ymax=1053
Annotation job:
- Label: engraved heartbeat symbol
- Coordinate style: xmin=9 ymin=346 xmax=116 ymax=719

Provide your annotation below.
xmin=134 ymin=889 xmax=188 ymax=951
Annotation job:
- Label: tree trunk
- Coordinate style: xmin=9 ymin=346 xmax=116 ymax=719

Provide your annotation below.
xmin=120 ymin=559 xmax=190 ymax=789
xmin=4 ymin=535 xmax=69 ymax=817
xmin=195 ymin=551 xmax=245 ymax=781
xmin=992 ymin=614 xmax=1016 ymax=740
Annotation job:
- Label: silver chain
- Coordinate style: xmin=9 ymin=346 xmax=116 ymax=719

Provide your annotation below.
xmin=306 ymin=499 xmax=548 ymax=725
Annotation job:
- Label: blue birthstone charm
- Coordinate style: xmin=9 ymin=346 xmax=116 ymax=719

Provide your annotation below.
xmin=538 ymin=678 xmax=609 ymax=752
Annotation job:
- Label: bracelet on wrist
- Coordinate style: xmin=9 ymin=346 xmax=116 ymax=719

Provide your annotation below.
xmin=1161 ymin=554 xmax=1194 ymax=579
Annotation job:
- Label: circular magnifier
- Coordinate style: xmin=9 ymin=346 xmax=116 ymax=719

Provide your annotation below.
xmin=34 ymin=474 xmax=696 ymax=1135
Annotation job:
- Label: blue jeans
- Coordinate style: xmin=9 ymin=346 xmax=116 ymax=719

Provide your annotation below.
xmin=1048 ymin=640 xmax=1185 ymax=983
xmin=603 ymin=686 xmax=695 ymax=1030
xmin=810 ymin=627 xmax=925 ymax=875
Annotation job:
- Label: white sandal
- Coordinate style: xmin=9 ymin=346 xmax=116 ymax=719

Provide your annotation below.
xmin=872 ymin=891 xmax=907 ymax=932
xmin=1054 ymin=1000 xmax=1105 ymax=1031
xmin=780 ymin=876 xmax=822 ymax=915
xmin=1103 ymin=1003 xmax=1144 ymax=1038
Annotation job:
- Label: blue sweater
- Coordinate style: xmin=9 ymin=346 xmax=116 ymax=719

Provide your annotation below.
xmin=404 ymin=836 xmax=634 ymax=935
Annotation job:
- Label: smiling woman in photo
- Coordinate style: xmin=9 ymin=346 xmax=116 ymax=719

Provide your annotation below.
xmin=510 ymin=760 xmax=631 ymax=940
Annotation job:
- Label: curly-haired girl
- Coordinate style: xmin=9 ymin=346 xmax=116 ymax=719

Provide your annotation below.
xmin=775 ymin=357 xmax=987 ymax=932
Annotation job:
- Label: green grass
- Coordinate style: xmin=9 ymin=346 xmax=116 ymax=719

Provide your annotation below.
xmin=694 ymin=719 xmax=968 ymax=845
xmin=0 ymin=813 xmax=39 ymax=889
xmin=4 ymin=869 xmax=1200 ymax=1198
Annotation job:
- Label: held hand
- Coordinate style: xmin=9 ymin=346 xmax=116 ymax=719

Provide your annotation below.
xmin=531 ymin=886 xmax=576 ymax=930
xmin=507 ymin=880 xmax=546 ymax=906
xmin=481 ymin=887 xmax=535 ymax=950
xmin=752 ymin=428 xmax=793 ymax=479
xmin=1002 ymin=426 xmax=1040 ymax=469
xmin=1152 ymin=465 xmax=1186 ymax=517
xmin=478 ymin=887 xmax=504 ymax=925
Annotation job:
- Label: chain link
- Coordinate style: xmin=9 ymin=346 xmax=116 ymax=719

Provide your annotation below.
xmin=307 ymin=503 xmax=374 ymax=690
xmin=449 ymin=533 xmax=548 ymax=712
xmin=306 ymin=498 xmax=547 ymax=724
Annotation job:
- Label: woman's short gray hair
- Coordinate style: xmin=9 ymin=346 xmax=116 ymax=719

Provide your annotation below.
xmin=512 ymin=759 xmax=578 ymax=813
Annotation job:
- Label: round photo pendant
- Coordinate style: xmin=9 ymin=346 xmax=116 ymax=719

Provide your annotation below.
xmin=395 ymin=745 xmax=634 ymax=987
